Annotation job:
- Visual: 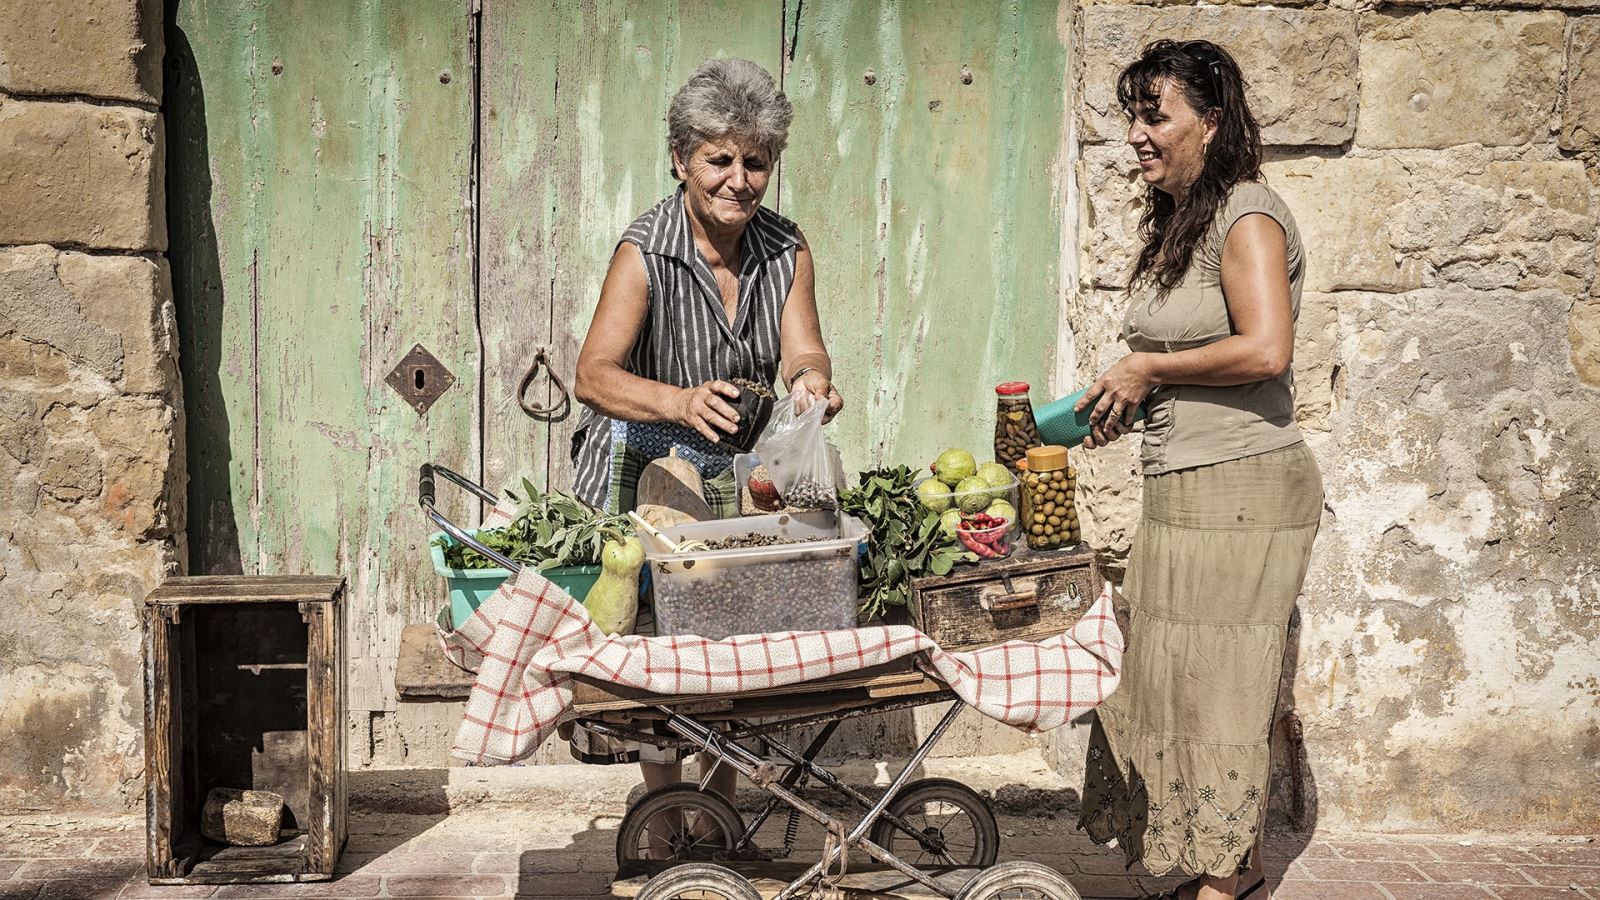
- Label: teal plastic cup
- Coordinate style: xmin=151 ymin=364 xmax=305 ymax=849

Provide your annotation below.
xmin=1035 ymin=387 xmax=1146 ymax=449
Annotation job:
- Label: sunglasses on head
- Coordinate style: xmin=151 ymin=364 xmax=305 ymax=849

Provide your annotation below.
xmin=1180 ymin=42 xmax=1225 ymax=109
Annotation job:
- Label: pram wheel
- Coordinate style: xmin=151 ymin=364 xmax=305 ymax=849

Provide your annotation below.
xmin=617 ymin=784 xmax=746 ymax=866
xmin=869 ymin=777 xmax=1000 ymax=867
xmin=955 ymin=860 xmax=1082 ymax=900
xmin=635 ymin=862 xmax=762 ymax=900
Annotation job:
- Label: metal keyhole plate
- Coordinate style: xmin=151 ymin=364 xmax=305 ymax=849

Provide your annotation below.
xmin=385 ymin=343 xmax=455 ymax=415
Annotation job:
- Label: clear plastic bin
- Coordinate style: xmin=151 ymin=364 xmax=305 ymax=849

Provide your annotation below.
xmin=639 ymin=511 xmax=868 ymax=639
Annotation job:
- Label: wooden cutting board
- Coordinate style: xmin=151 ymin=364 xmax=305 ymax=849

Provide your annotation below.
xmin=636 ymin=448 xmax=714 ymax=520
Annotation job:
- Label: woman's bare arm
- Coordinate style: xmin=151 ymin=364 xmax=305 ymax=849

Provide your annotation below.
xmin=1079 ymin=213 xmax=1295 ymax=447
xmin=574 ymin=243 xmax=741 ymax=441
xmin=778 ymin=234 xmax=844 ymax=420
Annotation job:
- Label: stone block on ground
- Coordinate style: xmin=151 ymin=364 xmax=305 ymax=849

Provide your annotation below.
xmin=201 ymin=788 xmax=285 ymax=847
xmin=1357 ymin=11 xmax=1564 ymax=149
xmin=1079 ymin=6 xmax=1357 ymax=146
xmin=0 ymin=99 xmax=165 ymax=251
xmin=1561 ymin=17 xmax=1600 ymax=150
xmin=0 ymin=0 xmax=163 ymax=103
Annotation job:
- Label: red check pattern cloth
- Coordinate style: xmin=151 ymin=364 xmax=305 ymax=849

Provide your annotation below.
xmin=441 ymin=567 xmax=1123 ymax=765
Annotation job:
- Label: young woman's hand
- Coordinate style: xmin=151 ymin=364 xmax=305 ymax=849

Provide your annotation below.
xmin=1076 ymin=353 xmax=1156 ymax=450
xmin=677 ymin=380 xmax=742 ymax=443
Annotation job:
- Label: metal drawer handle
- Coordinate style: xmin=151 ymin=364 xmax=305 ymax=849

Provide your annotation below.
xmin=980 ymin=573 xmax=1040 ymax=614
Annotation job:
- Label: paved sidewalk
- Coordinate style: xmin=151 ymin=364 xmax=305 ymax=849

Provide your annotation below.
xmin=1 ymin=805 xmax=1595 ymax=900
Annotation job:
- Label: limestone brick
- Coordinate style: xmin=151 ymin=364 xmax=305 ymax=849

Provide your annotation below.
xmin=1079 ymin=6 xmax=1357 ymax=147
xmin=1356 ymin=11 xmax=1565 ymax=150
xmin=1079 ymin=146 xmax=1146 ymax=290
xmin=1294 ymin=292 xmax=1341 ymax=433
xmin=1266 ymin=154 xmax=1593 ymax=295
xmin=1561 ymin=17 xmax=1600 ymax=151
xmin=0 ymin=99 xmax=165 ymax=251
xmin=0 ymin=0 xmax=162 ymax=104
xmin=89 ymin=396 xmax=177 ymax=539
xmin=0 ymin=246 xmax=178 ymax=394
xmin=57 ymin=252 xmax=177 ymax=395
xmin=1572 ymin=299 xmax=1600 ymax=388
xmin=1386 ymin=0 xmax=1600 ymax=10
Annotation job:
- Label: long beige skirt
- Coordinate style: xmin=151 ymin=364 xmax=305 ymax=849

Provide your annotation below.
xmin=1079 ymin=442 xmax=1323 ymax=878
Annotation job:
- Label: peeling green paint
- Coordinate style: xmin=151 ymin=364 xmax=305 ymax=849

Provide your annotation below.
xmin=782 ymin=0 xmax=1068 ymax=471
xmin=171 ymin=0 xmax=1067 ymax=741
xmin=170 ymin=0 xmax=476 ymax=714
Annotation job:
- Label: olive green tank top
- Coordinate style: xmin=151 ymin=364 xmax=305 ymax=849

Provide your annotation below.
xmin=1120 ymin=182 xmax=1306 ymax=475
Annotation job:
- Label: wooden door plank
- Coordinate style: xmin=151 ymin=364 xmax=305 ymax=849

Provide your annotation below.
xmin=168 ymin=0 xmax=264 ymax=578
xmin=479 ymin=1 xmax=784 ymax=500
xmin=779 ymin=0 xmax=1069 ymax=472
xmin=169 ymin=0 xmax=478 ymax=728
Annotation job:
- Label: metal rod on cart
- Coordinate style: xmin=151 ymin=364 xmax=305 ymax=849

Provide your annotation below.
xmin=768 ymin=701 xmax=968 ymax=900
xmin=418 ymin=464 xmax=523 ymax=573
xmin=754 ymin=725 xmax=940 ymax=852
xmin=658 ymin=703 xmax=965 ymax=899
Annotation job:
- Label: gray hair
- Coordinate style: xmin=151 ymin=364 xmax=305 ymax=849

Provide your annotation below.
xmin=667 ymin=58 xmax=793 ymax=176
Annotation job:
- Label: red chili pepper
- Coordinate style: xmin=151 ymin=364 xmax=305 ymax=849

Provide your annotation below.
xmin=959 ymin=531 xmax=998 ymax=559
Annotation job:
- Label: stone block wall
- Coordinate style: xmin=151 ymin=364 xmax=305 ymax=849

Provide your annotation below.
xmin=1058 ymin=0 xmax=1600 ymax=831
xmin=0 ymin=0 xmax=181 ymax=813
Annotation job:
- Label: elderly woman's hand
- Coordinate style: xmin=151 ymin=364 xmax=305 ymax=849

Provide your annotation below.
xmin=1077 ymin=353 xmax=1155 ymax=450
xmin=676 ymin=380 xmax=743 ymax=443
xmin=793 ymin=370 xmax=844 ymax=423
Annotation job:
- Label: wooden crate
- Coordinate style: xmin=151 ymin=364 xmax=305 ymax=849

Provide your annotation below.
xmin=909 ymin=546 xmax=1102 ymax=650
xmin=143 ymin=576 xmax=346 ymax=885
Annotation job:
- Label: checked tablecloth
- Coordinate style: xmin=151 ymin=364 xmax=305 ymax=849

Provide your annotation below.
xmin=441 ymin=565 xmax=1123 ymax=766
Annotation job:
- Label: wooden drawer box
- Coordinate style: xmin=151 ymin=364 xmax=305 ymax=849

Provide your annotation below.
xmin=143 ymin=576 xmax=346 ymax=885
xmin=909 ymin=546 xmax=1102 ymax=650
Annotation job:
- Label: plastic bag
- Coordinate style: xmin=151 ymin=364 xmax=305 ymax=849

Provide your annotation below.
xmin=753 ymin=390 xmax=846 ymax=511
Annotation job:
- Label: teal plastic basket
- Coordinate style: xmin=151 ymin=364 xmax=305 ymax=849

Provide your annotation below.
xmin=428 ymin=530 xmax=601 ymax=630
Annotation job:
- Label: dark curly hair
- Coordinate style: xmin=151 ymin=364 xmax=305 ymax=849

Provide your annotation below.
xmin=1118 ymin=39 xmax=1262 ymax=297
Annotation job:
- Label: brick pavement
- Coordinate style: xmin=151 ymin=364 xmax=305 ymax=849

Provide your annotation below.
xmin=1 ymin=809 xmax=1594 ymax=900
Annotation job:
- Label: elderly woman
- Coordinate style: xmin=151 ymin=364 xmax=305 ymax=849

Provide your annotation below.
xmin=1073 ymin=41 xmax=1322 ymax=900
xmin=571 ymin=59 xmax=842 ymax=794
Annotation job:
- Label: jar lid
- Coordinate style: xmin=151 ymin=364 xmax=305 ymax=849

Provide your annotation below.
xmin=995 ymin=381 xmax=1031 ymax=396
xmin=1025 ymin=445 xmax=1068 ymax=470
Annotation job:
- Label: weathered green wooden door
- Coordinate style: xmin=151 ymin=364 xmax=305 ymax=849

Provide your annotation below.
xmin=173 ymin=0 xmax=1066 ymax=765
xmin=169 ymin=0 xmax=479 ymax=734
xmin=480 ymin=1 xmax=1066 ymax=488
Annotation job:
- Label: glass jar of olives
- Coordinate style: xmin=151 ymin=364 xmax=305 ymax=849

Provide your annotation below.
xmin=1020 ymin=445 xmax=1080 ymax=551
xmin=994 ymin=382 xmax=1042 ymax=475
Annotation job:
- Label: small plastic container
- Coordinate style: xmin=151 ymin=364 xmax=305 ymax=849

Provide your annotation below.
xmin=639 ymin=511 xmax=869 ymax=639
xmin=955 ymin=518 xmax=1014 ymax=559
xmin=1019 ymin=446 xmax=1080 ymax=551
xmin=914 ymin=473 xmax=1020 ymax=528
xmin=994 ymin=382 xmax=1043 ymax=474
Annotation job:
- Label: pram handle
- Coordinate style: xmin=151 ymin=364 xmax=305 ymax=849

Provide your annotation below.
xmin=419 ymin=463 xmax=523 ymax=573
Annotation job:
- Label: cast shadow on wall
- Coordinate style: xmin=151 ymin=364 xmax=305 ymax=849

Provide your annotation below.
xmin=165 ymin=2 xmax=243 ymax=575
